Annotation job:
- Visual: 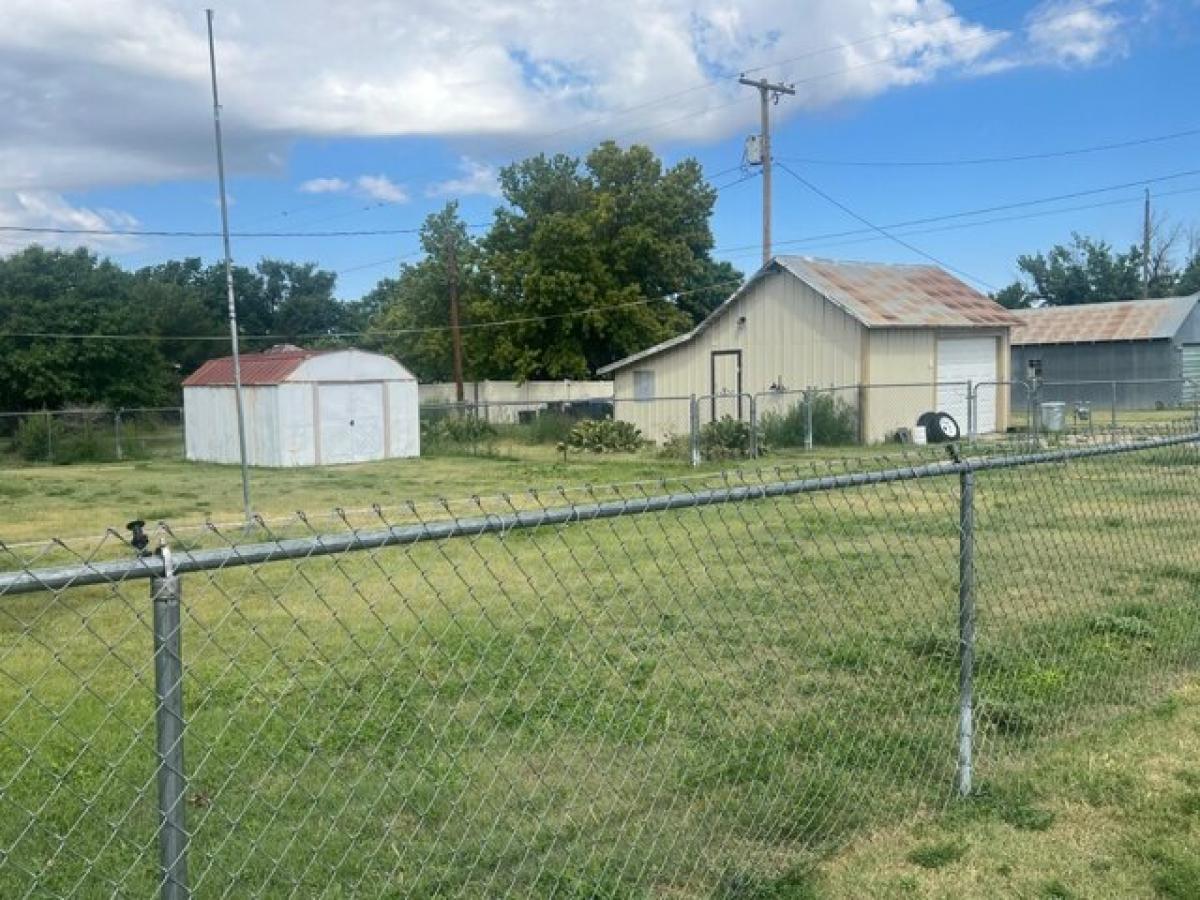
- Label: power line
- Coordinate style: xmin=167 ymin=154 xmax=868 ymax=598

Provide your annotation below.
xmin=717 ymin=184 xmax=1200 ymax=264
xmin=332 ymin=249 xmax=424 ymax=277
xmin=0 ymin=223 xmax=491 ymax=239
xmin=712 ymin=171 xmax=760 ymax=192
xmin=775 ymin=161 xmax=997 ymax=291
xmin=0 ymin=279 xmax=745 ymax=343
xmin=0 ymin=165 xmax=745 ymax=241
xmin=716 ymin=166 xmax=1200 ymax=255
xmin=778 ymin=126 xmax=1200 ymax=168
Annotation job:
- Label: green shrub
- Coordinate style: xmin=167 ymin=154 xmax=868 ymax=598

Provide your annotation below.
xmin=700 ymin=415 xmax=753 ymax=460
xmin=14 ymin=416 xmax=52 ymax=461
xmin=14 ymin=414 xmax=114 ymax=464
xmin=519 ymin=411 xmax=577 ymax=445
xmin=760 ymin=394 xmax=858 ymax=447
xmin=566 ymin=419 xmax=643 ymax=453
xmin=421 ymin=415 xmax=497 ymax=450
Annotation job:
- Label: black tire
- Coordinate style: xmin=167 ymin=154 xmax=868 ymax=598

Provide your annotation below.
xmin=929 ymin=411 xmax=960 ymax=443
xmin=916 ymin=411 xmax=939 ymax=433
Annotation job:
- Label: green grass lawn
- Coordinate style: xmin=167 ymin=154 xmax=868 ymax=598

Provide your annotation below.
xmin=0 ymin=438 xmax=961 ymax=546
xmin=1 ymin=440 xmax=1198 ymax=896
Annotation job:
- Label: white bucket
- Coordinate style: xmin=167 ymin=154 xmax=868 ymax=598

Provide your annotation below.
xmin=912 ymin=425 xmax=927 ymax=445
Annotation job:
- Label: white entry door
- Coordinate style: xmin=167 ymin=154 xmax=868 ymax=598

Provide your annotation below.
xmin=937 ymin=337 xmax=998 ymax=434
xmin=318 ymin=383 xmax=385 ymax=464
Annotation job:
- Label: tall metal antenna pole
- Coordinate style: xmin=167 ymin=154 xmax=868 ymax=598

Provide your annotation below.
xmin=206 ymin=9 xmax=253 ymax=529
xmin=739 ymin=76 xmax=795 ymax=267
xmin=1143 ymin=188 xmax=1152 ymax=299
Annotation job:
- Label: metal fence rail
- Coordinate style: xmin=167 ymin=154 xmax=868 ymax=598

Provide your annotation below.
xmin=2 ymin=428 xmax=1200 ymax=896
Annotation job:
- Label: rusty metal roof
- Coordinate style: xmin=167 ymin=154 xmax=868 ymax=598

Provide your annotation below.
xmin=600 ymin=257 xmax=1016 ymax=374
xmin=183 ymin=345 xmax=328 ymax=387
xmin=1010 ymin=295 xmax=1199 ymax=346
xmin=778 ymin=257 xmax=1020 ymax=328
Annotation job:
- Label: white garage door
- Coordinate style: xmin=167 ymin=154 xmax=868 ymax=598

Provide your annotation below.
xmin=318 ymin=383 xmax=386 ymax=464
xmin=937 ymin=336 xmax=998 ymax=434
xmin=1183 ymin=345 xmax=1200 ymax=405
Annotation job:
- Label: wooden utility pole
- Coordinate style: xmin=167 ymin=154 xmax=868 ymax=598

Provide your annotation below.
xmin=1142 ymin=188 xmax=1152 ymax=298
xmin=447 ymin=232 xmax=465 ymax=403
xmin=738 ymin=76 xmax=795 ymax=267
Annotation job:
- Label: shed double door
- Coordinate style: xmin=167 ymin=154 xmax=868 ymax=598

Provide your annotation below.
xmin=318 ymin=383 xmax=386 ymax=464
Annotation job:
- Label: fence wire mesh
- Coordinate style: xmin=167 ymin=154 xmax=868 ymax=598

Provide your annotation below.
xmin=2 ymin=427 xmax=1199 ymax=897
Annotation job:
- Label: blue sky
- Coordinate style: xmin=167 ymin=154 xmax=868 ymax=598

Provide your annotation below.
xmin=4 ymin=0 xmax=1199 ymax=300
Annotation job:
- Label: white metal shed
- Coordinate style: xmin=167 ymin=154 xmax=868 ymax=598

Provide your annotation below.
xmin=183 ymin=346 xmax=419 ymax=466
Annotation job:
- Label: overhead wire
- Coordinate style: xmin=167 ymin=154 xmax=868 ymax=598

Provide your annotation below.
xmin=778 ymin=126 xmax=1200 ymax=168
xmin=0 ymin=278 xmax=746 ymax=343
xmin=775 ymin=161 xmax=997 ymax=290
xmin=716 ymin=166 xmax=1200 ymax=255
xmin=718 ymin=184 xmax=1200 ymax=267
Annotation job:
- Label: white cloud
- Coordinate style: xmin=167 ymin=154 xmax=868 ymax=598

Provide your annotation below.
xmin=0 ymin=0 xmax=1160 ymax=194
xmin=298 ymin=177 xmax=350 ymax=194
xmin=297 ymin=173 xmax=408 ymax=202
xmin=426 ymin=158 xmax=501 ymax=198
xmin=976 ymin=0 xmax=1128 ymax=72
xmin=355 ymin=174 xmax=408 ymax=203
xmin=0 ymin=190 xmax=140 ymax=254
xmin=1026 ymin=0 xmax=1126 ymax=66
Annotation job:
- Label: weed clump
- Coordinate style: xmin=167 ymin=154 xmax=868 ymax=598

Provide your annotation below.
xmin=906 ymin=841 xmax=966 ymax=869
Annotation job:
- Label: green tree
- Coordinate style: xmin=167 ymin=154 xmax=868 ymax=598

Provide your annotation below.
xmin=1178 ymin=241 xmax=1200 ymax=296
xmin=0 ymin=247 xmax=177 ymax=410
xmin=481 ymin=142 xmax=724 ymax=379
xmin=366 ymin=203 xmax=492 ymax=381
xmin=1022 ymin=234 xmax=1143 ymax=306
xmin=258 ymin=260 xmax=344 ymax=342
xmin=992 ymin=282 xmax=1034 ymax=310
xmin=675 ymin=258 xmax=744 ymax=325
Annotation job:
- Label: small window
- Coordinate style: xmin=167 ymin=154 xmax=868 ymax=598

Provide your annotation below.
xmin=633 ymin=370 xmax=655 ymax=400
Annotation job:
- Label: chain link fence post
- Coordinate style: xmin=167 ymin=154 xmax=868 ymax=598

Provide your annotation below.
xmin=114 ymin=409 xmax=124 ymax=461
xmin=966 ymin=380 xmax=976 ymax=443
xmin=804 ymin=387 xmax=814 ymax=451
xmin=956 ymin=466 xmax=976 ymax=798
xmin=44 ymin=409 xmax=53 ymax=463
xmin=151 ymin=568 xmax=190 ymax=899
xmin=749 ymin=395 xmax=759 ymax=459
xmin=688 ymin=394 xmax=700 ymax=467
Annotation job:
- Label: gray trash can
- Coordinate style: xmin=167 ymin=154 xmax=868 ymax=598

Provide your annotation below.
xmin=1039 ymin=401 xmax=1066 ymax=432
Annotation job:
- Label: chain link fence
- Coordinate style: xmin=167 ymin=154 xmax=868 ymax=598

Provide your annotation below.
xmin=2 ymin=427 xmax=1199 ymax=896
xmin=0 ymin=408 xmax=184 ymax=466
xmin=7 ymin=379 xmax=1199 ymax=470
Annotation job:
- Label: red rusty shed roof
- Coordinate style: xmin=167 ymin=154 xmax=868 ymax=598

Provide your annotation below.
xmin=182 ymin=345 xmax=328 ymax=387
xmin=778 ymin=257 xmax=1020 ymax=328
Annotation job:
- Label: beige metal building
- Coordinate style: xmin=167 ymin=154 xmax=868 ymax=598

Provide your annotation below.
xmin=599 ymin=257 xmax=1017 ymax=443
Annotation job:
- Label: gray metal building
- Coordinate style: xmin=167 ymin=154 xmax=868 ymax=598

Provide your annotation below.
xmin=1010 ymin=294 xmax=1200 ymax=411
